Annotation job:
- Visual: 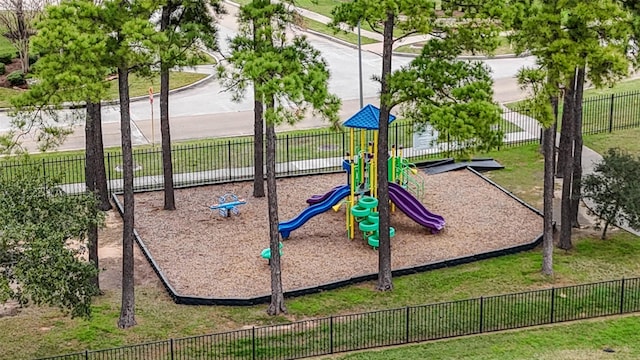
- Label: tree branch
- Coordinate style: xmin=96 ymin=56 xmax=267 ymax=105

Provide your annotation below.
xmin=391 ymin=30 xmax=420 ymax=44
xmin=365 ymin=19 xmax=383 ymax=35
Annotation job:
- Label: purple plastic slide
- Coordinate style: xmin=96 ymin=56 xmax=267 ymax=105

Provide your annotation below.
xmin=388 ymin=183 xmax=445 ymax=232
xmin=306 ymin=185 xmax=343 ymax=204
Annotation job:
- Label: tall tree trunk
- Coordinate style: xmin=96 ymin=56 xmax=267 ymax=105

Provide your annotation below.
xmin=160 ymin=4 xmax=176 ymax=210
xmin=253 ymin=90 xmax=265 ymax=198
xmin=601 ymin=207 xmax=618 ymax=240
xmin=252 ymin=15 xmax=265 ymax=198
xmin=117 ymin=65 xmax=137 ymax=329
xmin=89 ymin=101 xmax=111 ymax=211
xmin=542 ymin=124 xmax=556 ymax=274
xmin=541 ymin=95 xmax=558 ymax=276
xmin=570 ymin=66 xmax=586 ymax=228
xmin=559 ymin=72 xmax=577 ymax=251
xmin=15 ymin=0 xmax=29 ymax=73
xmin=86 ymin=101 xmax=100 ymax=291
xmin=555 ymin=84 xmax=575 ymax=178
xmin=265 ymin=96 xmax=286 ymax=315
xmin=376 ymin=10 xmax=394 ymax=292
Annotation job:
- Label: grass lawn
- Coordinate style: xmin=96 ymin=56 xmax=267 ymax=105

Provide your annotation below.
xmin=2 ymin=142 xmax=640 ymax=359
xmin=333 ymin=315 xmax=640 ymax=360
xmin=230 ymin=0 xmax=383 ymax=44
xmin=0 ymin=88 xmax=17 ymax=107
xmin=484 ymin=143 xmax=543 ymax=210
xmin=584 ymin=128 xmax=640 ymax=157
xmin=103 ymin=72 xmax=208 ymax=101
xmin=0 ymin=71 xmax=207 ymax=108
xmin=302 ymin=17 xmax=378 ymax=45
xmin=506 ymin=78 xmax=640 ymax=110
xmin=0 ymin=35 xmax=16 ymax=56
xmin=395 ymin=36 xmax=515 ymax=56
xmin=283 ymin=0 xmax=338 ymax=17
xmin=505 ymin=78 xmax=640 ymax=134
xmin=582 ymin=79 xmax=640 ymax=96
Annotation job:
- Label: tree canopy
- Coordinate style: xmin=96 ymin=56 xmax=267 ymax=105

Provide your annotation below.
xmin=390 ymin=39 xmax=503 ymax=159
xmin=3 ymin=0 xmax=112 ymax=154
xmin=0 ymin=163 xmax=104 ymax=318
xmin=583 ymin=148 xmax=640 ymax=240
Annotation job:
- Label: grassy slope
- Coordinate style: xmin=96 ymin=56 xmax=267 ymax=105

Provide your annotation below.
xmin=230 ymin=0 xmax=380 ymax=44
xmin=0 ymin=35 xmax=16 ymax=55
xmin=0 ymin=71 xmax=208 ymax=108
xmin=505 ymin=78 xmax=640 ymax=109
xmin=584 ymin=128 xmax=640 ymax=157
xmin=303 ymin=17 xmax=378 ymax=45
xmin=504 ymin=79 xmax=640 ymax=136
xmin=395 ymin=36 xmax=515 ymax=56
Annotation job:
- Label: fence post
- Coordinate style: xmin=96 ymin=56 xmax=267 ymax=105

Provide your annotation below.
xmin=107 ymin=153 xmax=112 ymax=195
xmin=539 ymin=128 xmax=543 ymax=144
xmin=252 ymin=326 xmax=256 ymax=360
xmin=405 ymin=306 xmax=410 ymax=343
xmin=170 ymin=338 xmax=174 ymax=360
xmin=42 ymin=158 xmax=46 ymax=188
xmin=395 ymin=122 xmax=399 ymax=147
xmin=550 ymin=287 xmax=556 ymax=323
xmin=227 ymin=140 xmax=232 ymax=181
xmin=620 ymin=278 xmax=626 ymax=314
xmin=286 ymin=134 xmax=290 ymax=175
xmin=479 ymin=297 xmax=484 ymax=333
xmin=608 ymin=93 xmax=615 ymax=133
xmin=85 ymin=349 xmax=89 ymax=360
xmin=330 ymin=315 xmax=334 ymax=354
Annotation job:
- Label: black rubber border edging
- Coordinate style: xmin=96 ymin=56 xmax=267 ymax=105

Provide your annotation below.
xmin=111 ymin=167 xmax=543 ymax=306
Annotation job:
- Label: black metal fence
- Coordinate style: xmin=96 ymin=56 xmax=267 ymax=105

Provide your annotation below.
xmin=37 ymin=277 xmax=640 ymax=360
xmin=0 ymin=119 xmax=536 ymax=194
xmin=2 ymin=89 xmax=638 ymax=194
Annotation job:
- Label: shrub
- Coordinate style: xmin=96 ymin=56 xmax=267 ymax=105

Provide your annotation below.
xmin=0 ymin=63 xmax=5 ymax=75
xmin=0 ymin=52 xmax=14 ymax=65
xmin=7 ymin=70 xmax=26 ymax=86
xmin=28 ymin=53 xmax=39 ymax=66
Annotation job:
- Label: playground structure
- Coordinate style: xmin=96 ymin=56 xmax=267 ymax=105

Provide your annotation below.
xmin=209 ymin=193 xmax=246 ymax=217
xmin=278 ymin=104 xmax=445 ymax=248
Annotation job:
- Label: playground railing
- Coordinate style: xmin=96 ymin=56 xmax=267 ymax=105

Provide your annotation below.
xmin=403 ymin=172 xmax=425 ymax=199
xmin=35 ymin=277 xmax=640 ymax=360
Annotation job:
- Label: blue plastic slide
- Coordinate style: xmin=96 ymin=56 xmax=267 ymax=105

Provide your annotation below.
xmin=279 ymin=185 xmax=351 ymax=239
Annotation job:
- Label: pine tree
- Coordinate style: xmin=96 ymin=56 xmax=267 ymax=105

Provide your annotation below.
xmin=218 ymin=0 xmax=340 ymax=314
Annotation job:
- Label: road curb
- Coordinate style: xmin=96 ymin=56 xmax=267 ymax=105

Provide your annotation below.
xmin=392 ymin=49 xmax=531 ymax=60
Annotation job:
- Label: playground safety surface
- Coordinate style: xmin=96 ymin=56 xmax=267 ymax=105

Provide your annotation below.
xmin=125 ymin=169 xmax=542 ymax=301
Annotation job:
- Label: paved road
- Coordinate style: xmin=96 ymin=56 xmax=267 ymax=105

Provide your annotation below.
xmin=0 ymin=3 xmax=536 ymax=151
